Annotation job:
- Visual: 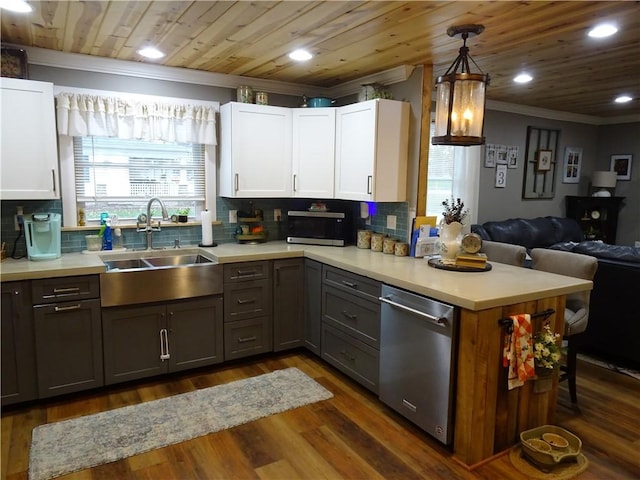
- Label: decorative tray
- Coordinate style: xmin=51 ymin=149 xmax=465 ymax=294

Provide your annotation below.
xmin=428 ymin=258 xmax=492 ymax=272
xmin=520 ymin=425 xmax=582 ymax=470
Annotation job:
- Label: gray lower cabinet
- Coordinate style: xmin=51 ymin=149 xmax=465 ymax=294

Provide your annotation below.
xmin=223 ymin=261 xmax=272 ymax=360
xmin=102 ymin=296 xmax=223 ymax=385
xmin=303 ymin=259 xmax=322 ymax=355
xmin=1 ymin=281 xmax=37 ymax=406
xmin=273 ymin=258 xmax=304 ymax=352
xmin=321 ymin=265 xmax=381 ymax=393
xmin=32 ymin=276 xmax=103 ymax=398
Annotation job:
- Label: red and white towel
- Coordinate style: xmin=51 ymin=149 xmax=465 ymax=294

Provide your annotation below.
xmin=503 ymin=314 xmax=536 ymax=390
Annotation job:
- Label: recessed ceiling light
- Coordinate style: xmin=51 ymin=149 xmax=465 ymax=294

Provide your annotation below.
xmin=588 ymin=24 xmax=618 ymax=38
xmin=0 ymin=0 xmax=32 ymax=13
xmin=137 ymin=47 xmax=165 ymax=59
xmin=614 ymin=95 xmax=633 ymax=104
xmin=288 ymin=49 xmax=312 ymax=61
xmin=513 ymin=73 xmax=533 ymax=84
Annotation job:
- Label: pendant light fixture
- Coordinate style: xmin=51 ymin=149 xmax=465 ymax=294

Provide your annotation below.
xmin=432 ymin=25 xmax=490 ymax=147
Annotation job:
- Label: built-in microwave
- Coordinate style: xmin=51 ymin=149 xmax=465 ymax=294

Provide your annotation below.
xmin=286 ymin=210 xmax=350 ymax=246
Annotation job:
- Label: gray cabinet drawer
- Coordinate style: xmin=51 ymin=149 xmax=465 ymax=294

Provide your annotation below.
xmin=224 ymin=280 xmax=271 ymax=322
xmin=322 ymin=265 xmax=380 ymax=302
xmin=323 ymin=285 xmax=380 ymax=348
xmin=223 ymin=261 xmax=271 ymax=283
xmin=32 ymin=275 xmax=99 ymax=304
xmin=321 ymin=323 xmax=379 ymax=393
xmin=224 ymin=317 xmax=272 ymax=360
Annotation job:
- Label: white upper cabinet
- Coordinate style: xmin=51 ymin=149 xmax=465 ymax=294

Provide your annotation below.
xmin=220 ymin=102 xmax=292 ymax=197
xmin=1 ymin=78 xmax=59 ymax=200
xmin=334 ymin=99 xmax=409 ymax=202
xmin=291 ymin=108 xmax=336 ymax=198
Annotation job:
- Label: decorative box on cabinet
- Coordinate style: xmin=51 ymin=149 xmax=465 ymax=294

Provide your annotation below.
xmin=32 ymin=276 xmax=103 ymax=398
xmin=219 ymin=102 xmax=292 ymax=197
xmin=334 ymin=99 xmax=409 ymax=202
xmin=1 ymin=281 xmax=37 ymax=406
xmin=102 ymin=296 xmax=223 ymax=385
xmin=223 ymin=261 xmax=272 ymax=360
xmin=273 ymin=258 xmax=304 ymax=351
xmin=292 ymin=108 xmax=336 ymax=198
xmin=1 ymin=78 xmax=59 ymax=199
xmin=565 ymin=196 xmax=624 ymax=244
xmin=321 ymin=265 xmax=381 ymax=393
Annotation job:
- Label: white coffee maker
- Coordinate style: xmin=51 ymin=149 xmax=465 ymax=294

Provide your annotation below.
xmin=23 ymin=213 xmax=61 ymax=261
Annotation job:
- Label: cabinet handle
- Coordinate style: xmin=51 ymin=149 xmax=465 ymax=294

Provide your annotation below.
xmin=231 ymin=308 xmax=262 ymax=317
xmin=275 ymin=267 xmax=280 ymax=286
xmin=52 ymin=169 xmax=57 ymax=193
xmin=53 ymin=287 xmax=80 ymax=294
xmin=232 ymin=269 xmax=258 ymax=279
xmin=367 ymin=175 xmax=372 ymax=195
xmin=160 ymin=328 xmax=170 ymax=361
xmin=293 ymin=174 xmax=297 ymax=192
xmin=341 ymin=310 xmax=357 ymax=321
xmin=341 ymin=280 xmax=357 ymax=289
xmin=234 ymin=173 xmax=239 ymax=192
xmin=236 ymin=297 xmax=256 ymax=305
xmin=340 ymin=350 xmax=356 ymax=362
xmin=54 ymin=304 xmax=82 ymax=312
xmin=237 ymin=336 xmax=257 ymax=343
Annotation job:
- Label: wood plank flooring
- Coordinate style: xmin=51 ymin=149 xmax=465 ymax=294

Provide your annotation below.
xmin=2 ymin=351 xmax=639 ymax=480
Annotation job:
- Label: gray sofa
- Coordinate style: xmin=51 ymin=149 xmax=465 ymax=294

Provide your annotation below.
xmin=472 ymin=216 xmax=640 ymax=369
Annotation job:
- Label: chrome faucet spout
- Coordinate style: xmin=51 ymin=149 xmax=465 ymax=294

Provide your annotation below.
xmin=143 ymin=197 xmax=170 ymax=249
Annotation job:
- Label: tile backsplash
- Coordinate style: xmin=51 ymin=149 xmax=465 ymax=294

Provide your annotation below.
xmin=0 ymin=198 xmax=409 ymax=255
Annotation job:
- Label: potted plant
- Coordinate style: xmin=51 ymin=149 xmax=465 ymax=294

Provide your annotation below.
xmin=177 ymin=208 xmax=190 ymax=223
xmin=437 ymin=198 xmax=470 ymax=263
xmin=533 ymin=323 xmax=561 ymax=376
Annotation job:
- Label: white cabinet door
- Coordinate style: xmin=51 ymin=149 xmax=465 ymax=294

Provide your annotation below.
xmin=292 ymin=108 xmax=335 ymax=198
xmin=1 ymin=78 xmax=59 ymax=200
xmin=220 ymin=102 xmax=292 ymax=197
xmin=334 ymin=99 xmax=409 ymax=202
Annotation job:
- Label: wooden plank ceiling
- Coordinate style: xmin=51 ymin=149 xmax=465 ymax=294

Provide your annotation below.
xmin=1 ymin=1 xmax=638 ymax=118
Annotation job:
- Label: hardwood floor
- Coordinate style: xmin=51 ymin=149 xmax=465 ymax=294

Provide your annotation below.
xmin=2 ymin=351 xmax=639 ymax=480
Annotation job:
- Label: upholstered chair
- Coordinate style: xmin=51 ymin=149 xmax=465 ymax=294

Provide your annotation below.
xmin=530 ymin=248 xmax=598 ymax=406
xmin=480 ymin=240 xmax=527 ymax=267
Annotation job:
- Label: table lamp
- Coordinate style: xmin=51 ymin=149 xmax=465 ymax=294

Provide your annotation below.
xmin=591 ymin=171 xmax=617 ymax=197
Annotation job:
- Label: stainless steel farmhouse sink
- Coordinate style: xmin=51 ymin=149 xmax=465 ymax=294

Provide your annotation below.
xmin=99 ymin=249 xmax=222 ymax=307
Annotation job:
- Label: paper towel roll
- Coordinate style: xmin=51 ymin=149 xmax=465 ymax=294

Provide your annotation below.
xmin=200 ymin=210 xmax=214 ymax=246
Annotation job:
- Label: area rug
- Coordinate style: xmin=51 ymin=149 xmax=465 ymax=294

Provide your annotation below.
xmin=29 ymin=367 xmax=333 ymax=480
xmin=509 ymin=445 xmax=589 ymax=480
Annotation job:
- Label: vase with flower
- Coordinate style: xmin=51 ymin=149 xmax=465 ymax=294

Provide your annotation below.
xmin=436 ymin=197 xmax=469 ymax=264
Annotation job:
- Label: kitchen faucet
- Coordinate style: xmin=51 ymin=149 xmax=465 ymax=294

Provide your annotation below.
xmin=137 ymin=197 xmax=170 ymax=249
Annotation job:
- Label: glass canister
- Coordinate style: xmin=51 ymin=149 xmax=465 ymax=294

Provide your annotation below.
xmin=255 ymin=91 xmax=268 ymax=105
xmin=237 ymin=86 xmax=254 ymax=103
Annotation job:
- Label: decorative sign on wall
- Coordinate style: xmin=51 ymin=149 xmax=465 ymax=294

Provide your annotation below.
xmin=522 ymin=126 xmax=560 ymax=199
xmin=485 ymin=144 xmax=519 ymax=168
xmin=495 ymin=164 xmax=507 ymax=188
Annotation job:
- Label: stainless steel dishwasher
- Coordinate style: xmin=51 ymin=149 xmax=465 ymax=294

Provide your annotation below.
xmin=379 ymin=284 xmax=458 ymax=445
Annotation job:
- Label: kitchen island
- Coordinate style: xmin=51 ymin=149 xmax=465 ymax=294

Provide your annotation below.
xmin=0 ymin=242 xmax=591 ymax=466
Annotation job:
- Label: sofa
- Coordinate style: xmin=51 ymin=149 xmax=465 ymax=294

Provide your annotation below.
xmin=472 ymin=216 xmax=640 ymax=369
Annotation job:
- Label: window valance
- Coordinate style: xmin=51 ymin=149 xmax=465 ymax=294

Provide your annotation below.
xmin=55 ymin=92 xmax=217 ymax=145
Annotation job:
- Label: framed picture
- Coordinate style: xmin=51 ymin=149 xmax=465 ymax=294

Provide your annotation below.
xmin=484 ymin=144 xmax=496 ymax=168
xmin=610 ymin=154 xmax=633 ymax=181
xmin=0 ymin=47 xmax=28 ymax=79
xmin=536 ymin=149 xmax=552 ymax=171
xmin=496 ymin=145 xmax=508 ymax=164
xmin=507 ymin=146 xmax=519 ymax=169
xmin=562 ymin=147 xmax=582 ymax=183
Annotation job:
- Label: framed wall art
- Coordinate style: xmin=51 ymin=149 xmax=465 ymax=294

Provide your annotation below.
xmin=610 ymin=154 xmax=633 ymax=180
xmin=522 ymin=126 xmax=560 ymax=199
xmin=562 ymin=146 xmax=582 ymax=183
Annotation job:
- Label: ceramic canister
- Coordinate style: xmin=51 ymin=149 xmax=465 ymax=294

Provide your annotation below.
xmin=383 ymin=237 xmax=397 ymax=254
xmin=357 ymin=229 xmax=372 ymax=249
xmin=394 ymin=242 xmax=409 ymax=257
xmin=371 ymin=233 xmax=385 ymax=252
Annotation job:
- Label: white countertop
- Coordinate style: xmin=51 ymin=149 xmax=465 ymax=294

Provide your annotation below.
xmin=0 ymin=242 xmax=591 ymax=311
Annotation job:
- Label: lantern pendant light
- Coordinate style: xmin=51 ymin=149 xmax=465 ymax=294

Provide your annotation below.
xmin=432 ymin=25 xmax=490 ymax=147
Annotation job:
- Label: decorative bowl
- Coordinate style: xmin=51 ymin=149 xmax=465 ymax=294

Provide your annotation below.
xmin=542 ymin=432 xmax=570 ymax=449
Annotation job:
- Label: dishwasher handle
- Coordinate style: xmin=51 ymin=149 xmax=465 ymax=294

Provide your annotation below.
xmin=379 ymin=296 xmax=448 ymax=327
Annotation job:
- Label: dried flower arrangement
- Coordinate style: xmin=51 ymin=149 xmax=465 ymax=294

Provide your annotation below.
xmin=441 ymin=197 xmax=469 ymax=225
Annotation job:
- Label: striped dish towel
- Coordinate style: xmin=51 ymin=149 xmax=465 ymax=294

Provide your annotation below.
xmin=503 ymin=314 xmax=536 ymax=390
